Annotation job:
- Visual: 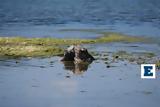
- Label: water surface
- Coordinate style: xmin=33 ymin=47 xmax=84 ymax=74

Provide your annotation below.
xmin=0 ymin=1 xmax=160 ymax=107
xmin=0 ymin=0 xmax=160 ymax=38
xmin=0 ymin=43 xmax=160 ymax=107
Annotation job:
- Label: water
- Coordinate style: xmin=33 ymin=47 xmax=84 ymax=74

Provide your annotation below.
xmin=0 ymin=43 xmax=160 ymax=107
xmin=0 ymin=0 xmax=160 ymax=37
xmin=0 ymin=1 xmax=160 ymax=107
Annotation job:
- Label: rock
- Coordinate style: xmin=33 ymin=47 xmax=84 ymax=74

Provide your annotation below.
xmin=61 ymin=45 xmax=75 ymax=61
xmin=61 ymin=45 xmax=95 ymax=63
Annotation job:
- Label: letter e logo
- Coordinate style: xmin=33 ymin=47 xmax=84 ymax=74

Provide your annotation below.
xmin=141 ymin=64 xmax=156 ymax=79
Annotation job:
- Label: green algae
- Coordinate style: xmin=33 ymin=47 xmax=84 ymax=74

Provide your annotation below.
xmin=0 ymin=32 xmax=146 ymax=46
xmin=112 ymin=51 xmax=156 ymax=64
xmin=96 ymin=32 xmax=146 ymax=43
xmin=0 ymin=32 xmax=148 ymax=57
xmin=0 ymin=45 xmax=63 ymax=58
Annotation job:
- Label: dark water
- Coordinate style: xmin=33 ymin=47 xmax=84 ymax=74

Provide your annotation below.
xmin=0 ymin=0 xmax=160 ymax=37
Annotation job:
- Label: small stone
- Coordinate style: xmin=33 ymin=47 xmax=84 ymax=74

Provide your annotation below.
xmin=15 ymin=61 xmax=19 ymax=64
xmin=80 ymin=90 xmax=87 ymax=93
xmin=50 ymin=61 xmax=54 ymax=63
xmin=115 ymin=56 xmax=119 ymax=59
xmin=106 ymin=65 xmax=110 ymax=68
xmin=65 ymin=75 xmax=70 ymax=78
xmin=40 ymin=66 xmax=45 ymax=68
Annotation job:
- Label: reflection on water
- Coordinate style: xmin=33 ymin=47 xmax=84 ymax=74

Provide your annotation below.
xmin=0 ymin=45 xmax=160 ymax=107
xmin=62 ymin=61 xmax=90 ymax=75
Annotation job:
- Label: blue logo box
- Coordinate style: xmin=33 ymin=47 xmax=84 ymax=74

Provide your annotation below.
xmin=141 ymin=64 xmax=156 ymax=79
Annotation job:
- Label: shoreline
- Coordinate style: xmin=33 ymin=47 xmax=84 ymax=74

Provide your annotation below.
xmin=0 ymin=32 xmax=159 ymax=68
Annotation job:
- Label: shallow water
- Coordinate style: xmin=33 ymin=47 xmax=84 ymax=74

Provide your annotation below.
xmin=0 ymin=0 xmax=160 ymax=38
xmin=0 ymin=1 xmax=160 ymax=107
xmin=0 ymin=43 xmax=160 ymax=107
